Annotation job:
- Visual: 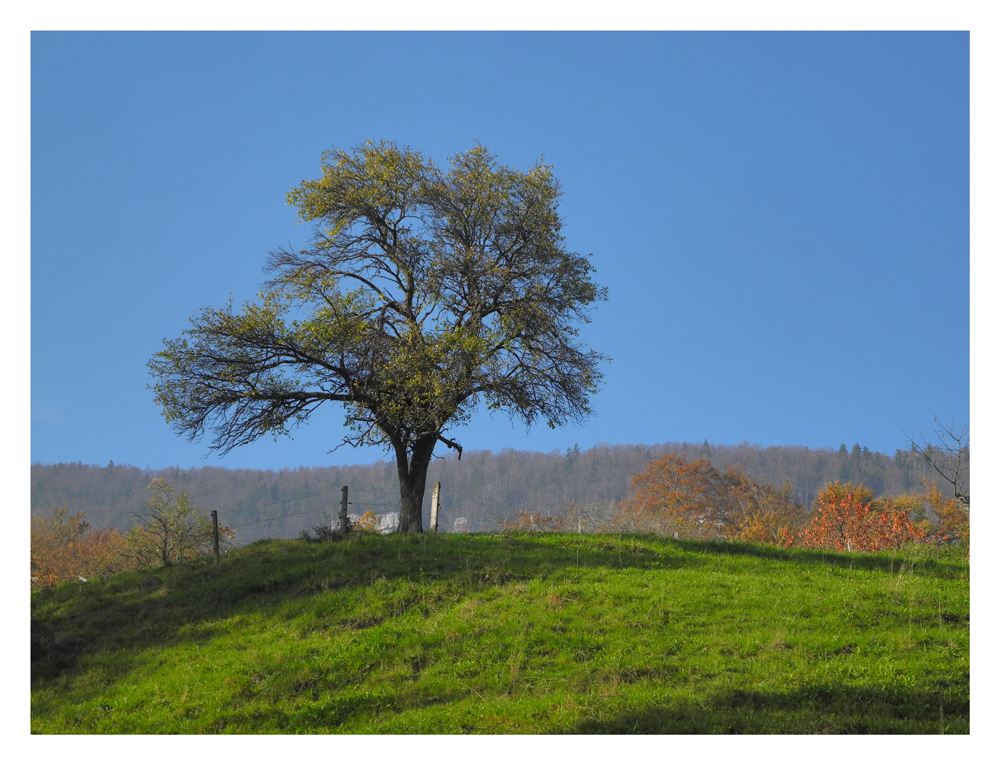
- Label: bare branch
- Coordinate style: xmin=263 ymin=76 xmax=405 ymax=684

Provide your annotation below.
xmin=904 ymin=417 xmax=970 ymax=507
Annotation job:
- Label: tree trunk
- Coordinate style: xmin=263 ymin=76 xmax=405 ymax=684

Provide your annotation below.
xmin=394 ymin=435 xmax=437 ymax=534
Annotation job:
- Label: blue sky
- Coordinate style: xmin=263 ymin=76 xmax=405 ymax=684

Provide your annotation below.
xmin=30 ymin=31 xmax=970 ymax=470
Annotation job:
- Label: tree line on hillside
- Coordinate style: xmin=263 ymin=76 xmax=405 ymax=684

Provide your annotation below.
xmin=32 ymin=439 xmax=941 ymax=543
xmin=31 ymin=454 xmax=968 ymax=590
xmin=31 ymin=428 xmax=969 ymax=586
xmin=501 ymin=453 xmax=968 ymax=555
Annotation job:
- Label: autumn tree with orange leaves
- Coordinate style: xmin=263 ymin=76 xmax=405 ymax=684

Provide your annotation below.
xmin=614 ymin=455 xmax=729 ymax=538
xmin=797 ymin=486 xmax=927 ymax=553
xmin=491 ymin=459 xmax=965 ymax=555
xmin=921 ymin=479 xmax=969 ymax=550
xmin=613 ymin=454 xmax=805 ymax=541
xmin=32 ymin=483 xmax=242 ymax=589
xmin=724 ymin=465 xmax=806 ymax=544
xmin=794 ymin=479 xmax=970 ymax=553
xmin=31 ymin=506 xmax=131 ymax=589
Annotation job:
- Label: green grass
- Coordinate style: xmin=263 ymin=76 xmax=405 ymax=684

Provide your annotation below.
xmin=31 ymin=533 xmax=969 ymax=734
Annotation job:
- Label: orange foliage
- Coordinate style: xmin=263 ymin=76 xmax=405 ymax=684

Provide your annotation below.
xmin=791 ymin=479 xmax=973 ymax=553
xmin=812 ymin=481 xmax=879 ymax=510
xmin=354 ymin=510 xmax=382 ymax=533
xmin=496 ymin=466 xmax=968 ymax=555
xmin=31 ymin=507 xmax=132 ymax=588
xmin=921 ymin=478 xmax=969 ymax=547
xmin=614 ymin=455 xmax=805 ymax=541
xmin=798 ymin=491 xmax=927 ymax=553
xmin=724 ymin=466 xmax=806 ymax=544
xmin=614 ymin=455 xmax=731 ymax=539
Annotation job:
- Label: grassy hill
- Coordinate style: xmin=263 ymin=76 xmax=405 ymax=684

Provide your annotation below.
xmin=31 ymin=533 xmax=969 ymax=734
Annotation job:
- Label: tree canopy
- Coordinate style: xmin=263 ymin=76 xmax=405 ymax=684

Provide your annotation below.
xmin=149 ymin=141 xmax=608 ymax=532
xmin=122 ymin=479 xmax=226 ymax=567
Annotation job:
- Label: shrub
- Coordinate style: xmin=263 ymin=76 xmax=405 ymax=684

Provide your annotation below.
xmin=299 ymin=513 xmax=344 ymax=542
xmin=31 ymin=506 xmax=132 ymax=588
xmin=798 ymin=491 xmax=927 ymax=553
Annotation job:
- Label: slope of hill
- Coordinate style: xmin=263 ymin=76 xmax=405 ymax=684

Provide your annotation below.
xmin=31 ymin=533 xmax=969 ymax=734
xmin=30 ymin=441 xmax=933 ymax=544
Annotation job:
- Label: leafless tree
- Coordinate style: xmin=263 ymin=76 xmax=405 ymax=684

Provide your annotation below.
xmin=906 ymin=418 xmax=969 ymax=508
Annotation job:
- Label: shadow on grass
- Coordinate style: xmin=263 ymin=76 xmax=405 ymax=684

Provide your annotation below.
xmin=571 ymin=682 xmax=970 ymax=734
xmin=31 ymin=533 xmax=676 ymax=681
xmin=207 ymin=684 xmax=476 ymax=734
xmin=672 ymin=537 xmax=969 ymax=579
xmin=31 ymin=532 xmax=967 ymax=703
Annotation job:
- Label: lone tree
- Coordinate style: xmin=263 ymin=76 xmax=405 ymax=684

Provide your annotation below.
xmin=149 ymin=141 xmax=607 ymax=533
xmin=123 ymin=479 xmax=227 ymax=567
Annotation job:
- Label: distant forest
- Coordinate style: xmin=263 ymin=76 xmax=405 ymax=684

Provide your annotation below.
xmin=31 ymin=441 xmax=941 ymax=545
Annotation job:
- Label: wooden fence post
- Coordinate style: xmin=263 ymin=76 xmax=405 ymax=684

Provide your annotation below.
xmin=211 ymin=510 xmax=220 ymax=565
xmin=340 ymin=485 xmax=349 ymax=536
xmin=430 ymin=482 xmax=441 ymax=533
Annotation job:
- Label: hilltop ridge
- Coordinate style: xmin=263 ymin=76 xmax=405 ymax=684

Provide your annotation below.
xmin=31 ymin=532 xmax=970 ymax=734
